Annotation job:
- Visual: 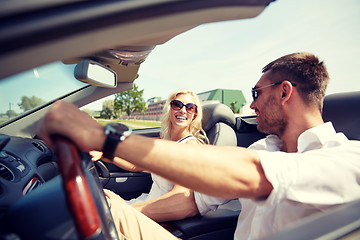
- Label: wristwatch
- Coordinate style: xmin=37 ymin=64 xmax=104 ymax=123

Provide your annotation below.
xmin=102 ymin=122 xmax=132 ymax=161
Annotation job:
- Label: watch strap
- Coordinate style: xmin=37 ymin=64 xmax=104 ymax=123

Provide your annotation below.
xmin=101 ymin=123 xmax=131 ymax=162
xmin=102 ymin=134 xmax=119 ymax=161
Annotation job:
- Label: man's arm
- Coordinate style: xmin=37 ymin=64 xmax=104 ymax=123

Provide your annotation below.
xmin=37 ymin=101 xmax=273 ymax=199
xmin=132 ymin=185 xmax=198 ymax=222
xmin=112 ymin=134 xmax=272 ymax=199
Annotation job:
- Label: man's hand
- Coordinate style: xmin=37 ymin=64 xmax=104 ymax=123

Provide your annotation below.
xmin=36 ymin=100 xmax=105 ymax=152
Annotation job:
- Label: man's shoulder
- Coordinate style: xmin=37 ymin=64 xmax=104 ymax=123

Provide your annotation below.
xmin=248 ymin=135 xmax=282 ymax=151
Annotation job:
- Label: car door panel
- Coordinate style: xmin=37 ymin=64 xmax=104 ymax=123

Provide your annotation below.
xmin=95 ymin=127 xmax=160 ymax=200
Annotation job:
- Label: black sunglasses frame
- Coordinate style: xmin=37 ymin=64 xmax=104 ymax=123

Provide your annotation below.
xmin=251 ymin=81 xmax=296 ymax=101
xmin=170 ymin=100 xmax=197 ymax=114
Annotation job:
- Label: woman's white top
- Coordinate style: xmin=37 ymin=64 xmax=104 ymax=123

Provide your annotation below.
xmin=127 ymin=134 xmax=200 ymax=204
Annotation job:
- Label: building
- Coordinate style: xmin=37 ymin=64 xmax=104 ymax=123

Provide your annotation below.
xmin=143 ymin=97 xmax=165 ymax=121
xmin=198 ymin=89 xmax=246 ymax=113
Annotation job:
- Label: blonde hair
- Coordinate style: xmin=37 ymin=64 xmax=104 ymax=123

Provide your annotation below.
xmin=160 ymin=89 xmax=209 ymax=144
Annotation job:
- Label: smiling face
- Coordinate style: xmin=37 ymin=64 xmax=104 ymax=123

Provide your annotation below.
xmin=250 ymin=71 xmax=288 ymax=136
xmin=170 ymin=93 xmax=197 ymax=134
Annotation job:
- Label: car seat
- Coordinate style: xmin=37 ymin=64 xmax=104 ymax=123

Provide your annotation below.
xmin=201 ymin=103 xmax=237 ymax=146
xmin=234 ymin=116 xmax=267 ymax=148
xmin=322 ymin=91 xmax=360 ymax=140
xmin=169 ymin=103 xmax=240 ymax=240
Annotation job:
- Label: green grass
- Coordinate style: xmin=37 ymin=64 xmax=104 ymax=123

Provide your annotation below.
xmin=121 ymin=119 xmax=161 ymax=127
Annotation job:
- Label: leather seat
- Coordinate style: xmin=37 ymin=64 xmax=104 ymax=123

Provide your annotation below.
xmin=201 ymin=103 xmax=237 ymax=146
xmin=322 ymin=91 xmax=360 ymax=140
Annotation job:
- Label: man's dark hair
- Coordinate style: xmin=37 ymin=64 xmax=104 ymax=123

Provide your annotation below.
xmin=262 ymin=52 xmax=329 ymax=111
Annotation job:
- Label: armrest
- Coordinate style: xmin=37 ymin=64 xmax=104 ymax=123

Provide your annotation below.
xmin=167 ymin=200 xmax=241 ymax=240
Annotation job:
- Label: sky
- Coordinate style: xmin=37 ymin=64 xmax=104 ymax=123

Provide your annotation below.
xmin=0 ymin=63 xmax=86 ymax=113
xmin=133 ymin=0 xmax=360 ymax=105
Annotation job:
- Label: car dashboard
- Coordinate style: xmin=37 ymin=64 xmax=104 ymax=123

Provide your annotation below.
xmin=0 ymin=134 xmax=56 ymax=214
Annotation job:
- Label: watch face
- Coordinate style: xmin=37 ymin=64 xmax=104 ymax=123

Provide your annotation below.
xmin=106 ymin=123 xmax=132 ymax=140
xmin=110 ymin=123 xmax=130 ymax=132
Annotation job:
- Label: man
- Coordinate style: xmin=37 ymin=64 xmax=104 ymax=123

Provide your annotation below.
xmin=37 ymin=52 xmax=360 ymax=239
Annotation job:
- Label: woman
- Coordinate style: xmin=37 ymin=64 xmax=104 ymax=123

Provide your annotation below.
xmin=92 ymin=89 xmax=208 ymax=221
xmin=127 ymin=89 xmax=208 ymax=205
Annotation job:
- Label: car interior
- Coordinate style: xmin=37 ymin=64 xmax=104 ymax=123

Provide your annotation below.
xmin=1 ymin=91 xmax=359 ymax=240
xmin=0 ymin=1 xmax=277 ymax=239
xmin=0 ymin=0 xmax=359 ymax=239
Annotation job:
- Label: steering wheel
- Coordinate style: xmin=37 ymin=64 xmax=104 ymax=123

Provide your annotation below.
xmin=53 ymin=135 xmax=119 ymax=240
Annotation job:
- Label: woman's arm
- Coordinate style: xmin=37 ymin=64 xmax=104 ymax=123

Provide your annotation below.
xmin=132 ymin=185 xmax=198 ymax=222
xmin=90 ymin=151 xmax=145 ymax=172
xmin=112 ymin=156 xmax=145 ymax=172
xmin=130 ymin=138 xmax=200 ymax=221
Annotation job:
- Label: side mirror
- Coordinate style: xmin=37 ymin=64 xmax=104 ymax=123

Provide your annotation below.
xmin=74 ymin=59 xmax=117 ymax=88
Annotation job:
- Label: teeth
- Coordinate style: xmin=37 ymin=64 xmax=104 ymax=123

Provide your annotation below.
xmin=176 ymin=116 xmax=187 ymax=120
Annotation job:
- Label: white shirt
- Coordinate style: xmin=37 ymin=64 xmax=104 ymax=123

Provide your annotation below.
xmin=128 ymin=135 xmax=200 ymax=204
xmin=194 ymin=122 xmax=360 ymax=240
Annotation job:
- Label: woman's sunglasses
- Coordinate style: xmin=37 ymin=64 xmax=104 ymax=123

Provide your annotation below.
xmin=170 ymin=100 xmax=197 ymax=114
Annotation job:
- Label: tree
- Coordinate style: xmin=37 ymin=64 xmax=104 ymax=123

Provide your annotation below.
xmin=6 ymin=110 xmax=17 ymax=118
xmin=82 ymin=108 xmax=93 ymax=116
xmin=114 ymin=84 xmax=146 ymax=116
xmin=100 ymin=99 xmax=115 ymax=119
xmin=230 ymin=101 xmax=238 ymax=114
xmin=18 ymin=96 xmax=45 ymax=112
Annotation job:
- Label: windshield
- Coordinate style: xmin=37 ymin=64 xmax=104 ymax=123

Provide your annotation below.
xmin=0 ymin=62 xmax=88 ymax=125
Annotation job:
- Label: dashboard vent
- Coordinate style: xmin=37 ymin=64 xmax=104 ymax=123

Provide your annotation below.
xmin=0 ymin=163 xmax=15 ymax=181
xmin=32 ymin=141 xmax=46 ymax=152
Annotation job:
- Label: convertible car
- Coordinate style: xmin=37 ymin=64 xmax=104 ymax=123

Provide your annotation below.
xmin=0 ymin=0 xmax=359 ymax=239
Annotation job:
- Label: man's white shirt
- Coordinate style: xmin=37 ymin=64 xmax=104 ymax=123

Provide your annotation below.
xmin=194 ymin=122 xmax=360 ymax=240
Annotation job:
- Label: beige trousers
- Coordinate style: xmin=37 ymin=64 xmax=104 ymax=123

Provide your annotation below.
xmin=105 ymin=190 xmax=180 ymax=240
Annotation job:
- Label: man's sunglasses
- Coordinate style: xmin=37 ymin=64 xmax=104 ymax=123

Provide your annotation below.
xmin=251 ymin=81 xmax=296 ymax=101
xmin=170 ymin=100 xmax=197 ymax=114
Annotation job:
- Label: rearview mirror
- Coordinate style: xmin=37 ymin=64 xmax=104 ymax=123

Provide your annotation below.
xmin=74 ymin=59 xmax=117 ymax=88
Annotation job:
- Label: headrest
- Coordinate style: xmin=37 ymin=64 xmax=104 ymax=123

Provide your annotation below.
xmin=322 ymin=91 xmax=360 ymax=140
xmin=201 ymin=103 xmax=235 ymax=132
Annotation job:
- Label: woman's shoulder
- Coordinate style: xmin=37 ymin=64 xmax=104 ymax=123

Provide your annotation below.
xmin=178 ymin=134 xmax=201 ymax=144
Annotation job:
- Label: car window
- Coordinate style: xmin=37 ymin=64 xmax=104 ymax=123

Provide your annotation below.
xmin=0 ymin=62 xmax=88 ymax=125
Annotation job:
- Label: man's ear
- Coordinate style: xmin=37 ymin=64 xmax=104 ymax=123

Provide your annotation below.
xmin=280 ymin=81 xmax=293 ymax=105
